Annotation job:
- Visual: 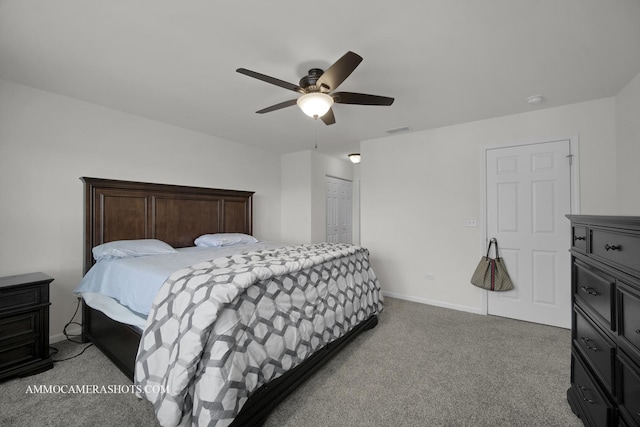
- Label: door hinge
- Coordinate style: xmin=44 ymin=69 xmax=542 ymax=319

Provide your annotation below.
xmin=566 ymin=154 xmax=573 ymax=165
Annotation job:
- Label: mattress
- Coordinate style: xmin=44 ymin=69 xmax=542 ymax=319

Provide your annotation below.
xmin=82 ymin=293 xmax=148 ymax=330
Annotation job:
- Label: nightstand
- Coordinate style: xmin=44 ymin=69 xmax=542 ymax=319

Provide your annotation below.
xmin=0 ymin=272 xmax=54 ymax=381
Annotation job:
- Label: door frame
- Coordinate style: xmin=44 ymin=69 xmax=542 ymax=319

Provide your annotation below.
xmin=479 ymin=135 xmax=581 ymax=315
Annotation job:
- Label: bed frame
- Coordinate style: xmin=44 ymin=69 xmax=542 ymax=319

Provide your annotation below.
xmin=80 ymin=177 xmax=378 ymax=426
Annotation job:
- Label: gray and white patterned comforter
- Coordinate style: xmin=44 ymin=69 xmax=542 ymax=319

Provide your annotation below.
xmin=134 ymin=243 xmax=383 ymax=426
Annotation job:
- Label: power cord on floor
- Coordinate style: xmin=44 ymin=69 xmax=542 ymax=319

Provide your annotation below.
xmin=51 ymin=342 xmax=93 ymax=362
xmin=50 ymin=297 xmax=94 ymax=362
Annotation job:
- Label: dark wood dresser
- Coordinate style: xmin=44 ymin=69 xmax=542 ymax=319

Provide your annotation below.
xmin=0 ymin=272 xmax=54 ymax=381
xmin=567 ymin=215 xmax=640 ymax=427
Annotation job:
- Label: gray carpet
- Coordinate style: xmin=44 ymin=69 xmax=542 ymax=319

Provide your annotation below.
xmin=0 ymin=297 xmax=583 ymax=427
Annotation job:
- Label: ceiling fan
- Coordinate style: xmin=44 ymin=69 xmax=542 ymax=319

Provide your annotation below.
xmin=236 ymin=51 xmax=394 ymax=125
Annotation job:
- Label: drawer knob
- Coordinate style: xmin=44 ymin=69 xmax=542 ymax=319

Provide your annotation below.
xmin=636 ymin=329 xmax=640 ymax=334
xmin=574 ymin=236 xmax=585 ymax=241
xmin=580 ymin=286 xmax=598 ymax=296
xmin=581 ymin=337 xmax=599 ymax=352
xmin=604 ymin=244 xmax=621 ymax=251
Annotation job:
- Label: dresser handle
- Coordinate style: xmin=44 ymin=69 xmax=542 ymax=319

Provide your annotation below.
xmin=577 ymin=385 xmax=595 ymax=404
xmin=604 ymin=244 xmax=621 ymax=251
xmin=580 ymin=286 xmax=598 ymax=296
xmin=574 ymin=236 xmax=585 ymax=241
xmin=581 ymin=337 xmax=598 ymax=352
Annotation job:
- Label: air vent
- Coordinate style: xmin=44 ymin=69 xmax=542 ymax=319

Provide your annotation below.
xmin=386 ymin=126 xmax=410 ymax=134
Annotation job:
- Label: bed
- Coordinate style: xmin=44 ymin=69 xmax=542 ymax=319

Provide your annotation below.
xmin=78 ymin=177 xmax=382 ymax=426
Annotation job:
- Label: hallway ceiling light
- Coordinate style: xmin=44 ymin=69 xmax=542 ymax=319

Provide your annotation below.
xmin=526 ymin=95 xmax=543 ymax=104
xmin=348 ymin=153 xmax=361 ymax=164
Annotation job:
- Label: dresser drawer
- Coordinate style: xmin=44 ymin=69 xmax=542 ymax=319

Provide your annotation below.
xmin=591 ymin=227 xmax=640 ymax=275
xmin=574 ymin=308 xmax=615 ymax=393
xmin=0 ymin=311 xmax=39 ymax=342
xmin=572 ymin=225 xmax=588 ymax=252
xmin=0 ymin=340 xmax=38 ymax=369
xmin=618 ymin=283 xmax=640 ymax=359
xmin=571 ymin=352 xmax=615 ymax=427
xmin=617 ymin=352 xmax=640 ymax=426
xmin=574 ymin=261 xmax=615 ymax=330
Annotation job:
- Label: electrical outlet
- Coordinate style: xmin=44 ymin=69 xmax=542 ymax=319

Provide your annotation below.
xmin=466 ymin=218 xmax=477 ymax=227
xmin=424 ymin=273 xmax=435 ymax=280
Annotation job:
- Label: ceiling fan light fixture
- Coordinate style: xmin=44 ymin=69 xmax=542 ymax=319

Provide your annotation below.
xmin=348 ymin=153 xmax=361 ymax=164
xmin=297 ymin=92 xmax=334 ymax=118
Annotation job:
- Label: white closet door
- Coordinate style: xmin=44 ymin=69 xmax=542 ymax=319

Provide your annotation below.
xmin=326 ymin=176 xmax=352 ymax=243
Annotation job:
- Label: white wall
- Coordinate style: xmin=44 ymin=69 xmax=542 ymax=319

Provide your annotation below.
xmin=616 ymin=71 xmax=640 ymax=214
xmin=360 ymin=98 xmax=617 ymax=313
xmin=0 ymin=79 xmax=282 ymax=342
xmin=280 ymin=151 xmax=312 ymax=244
xmin=352 ymin=164 xmax=361 ymax=245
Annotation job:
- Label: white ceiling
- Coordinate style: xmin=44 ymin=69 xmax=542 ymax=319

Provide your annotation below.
xmin=1 ymin=1 xmax=639 ymax=161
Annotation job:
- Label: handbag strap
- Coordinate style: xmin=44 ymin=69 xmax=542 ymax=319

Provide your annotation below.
xmin=486 ymin=238 xmax=500 ymax=258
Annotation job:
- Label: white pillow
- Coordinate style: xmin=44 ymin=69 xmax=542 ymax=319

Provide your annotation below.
xmin=194 ymin=233 xmax=258 ymax=248
xmin=92 ymin=239 xmax=177 ymax=261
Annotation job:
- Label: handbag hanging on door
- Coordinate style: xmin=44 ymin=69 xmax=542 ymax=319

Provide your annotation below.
xmin=470 ymin=238 xmax=514 ymax=291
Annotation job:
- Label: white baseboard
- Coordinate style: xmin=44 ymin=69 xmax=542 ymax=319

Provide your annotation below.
xmin=50 ymin=324 xmax=82 ymax=344
xmin=382 ymin=291 xmax=484 ymax=315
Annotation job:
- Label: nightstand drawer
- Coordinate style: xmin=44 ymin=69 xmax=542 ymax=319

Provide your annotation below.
xmin=574 ymin=308 xmax=615 ymax=393
xmin=0 ymin=340 xmax=38 ymax=369
xmin=618 ymin=283 xmax=640 ymax=359
xmin=617 ymin=352 xmax=640 ymax=426
xmin=574 ymin=260 xmax=615 ymax=330
xmin=0 ymin=286 xmax=41 ymax=312
xmin=591 ymin=227 xmax=640 ymax=275
xmin=0 ymin=311 xmax=38 ymax=342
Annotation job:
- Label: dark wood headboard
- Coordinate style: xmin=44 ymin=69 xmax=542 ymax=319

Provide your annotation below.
xmin=82 ymin=177 xmax=253 ymax=273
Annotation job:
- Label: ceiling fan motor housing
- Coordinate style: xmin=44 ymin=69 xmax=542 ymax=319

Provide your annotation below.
xmin=299 ymin=68 xmax=325 ymax=91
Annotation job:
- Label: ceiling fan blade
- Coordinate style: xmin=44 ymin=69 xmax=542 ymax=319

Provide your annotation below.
xmin=236 ymin=68 xmax=305 ymax=94
xmin=256 ymin=99 xmax=298 ymax=114
xmin=316 ymin=51 xmax=363 ymax=91
xmin=320 ymin=108 xmax=336 ymax=125
xmin=332 ymin=92 xmax=394 ymax=106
